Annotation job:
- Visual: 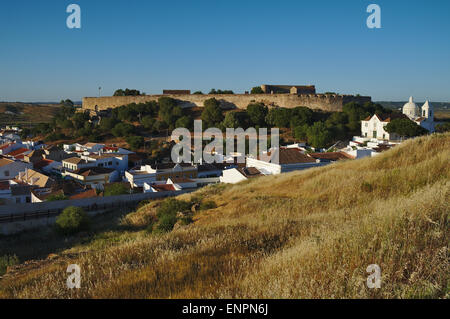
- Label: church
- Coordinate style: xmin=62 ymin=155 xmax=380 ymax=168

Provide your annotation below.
xmin=361 ymin=97 xmax=435 ymax=140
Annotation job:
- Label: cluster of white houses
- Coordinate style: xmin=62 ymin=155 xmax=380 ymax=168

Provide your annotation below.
xmin=0 ymin=97 xmax=437 ymax=205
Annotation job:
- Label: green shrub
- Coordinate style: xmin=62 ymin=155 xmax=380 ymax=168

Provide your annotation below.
xmin=156 ymin=198 xmax=191 ymax=219
xmin=199 ymin=200 xmax=217 ymax=210
xmin=0 ymin=255 xmax=19 ymax=276
xmin=153 ymin=214 xmax=178 ymax=234
xmin=55 ymin=206 xmax=90 ymax=235
xmin=46 ymin=194 xmax=68 ymax=202
xmin=104 ymin=183 xmax=129 ymax=196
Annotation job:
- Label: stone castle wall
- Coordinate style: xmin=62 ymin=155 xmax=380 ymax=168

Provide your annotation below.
xmin=82 ymin=94 xmax=371 ymax=113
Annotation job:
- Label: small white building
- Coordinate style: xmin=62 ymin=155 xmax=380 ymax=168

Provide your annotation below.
xmin=220 ymin=167 xmax=263 ymax=184
xmin=246 ymin=147 xmax=321 ymax=175
xmin=0 ymin=158 xmax=32 ymax=180
xmin=125 ymin=165 xmax=157 ymax=188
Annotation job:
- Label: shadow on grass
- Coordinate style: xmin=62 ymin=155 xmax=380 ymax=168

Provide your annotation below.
xmin=0 ymin=207 xmax=135 ymax=263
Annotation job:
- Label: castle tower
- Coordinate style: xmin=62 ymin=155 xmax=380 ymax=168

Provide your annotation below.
xmin=421 ymin=100 xmax=433 ymax=119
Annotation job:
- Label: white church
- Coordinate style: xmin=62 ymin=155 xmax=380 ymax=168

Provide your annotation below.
xmin=361 ymin=97 xmax=435 ymax=140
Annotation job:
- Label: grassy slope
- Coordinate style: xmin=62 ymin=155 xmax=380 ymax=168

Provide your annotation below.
xmin=0 ymin=134 xmax=449 ymax=299
xmin=0 ymin=103 xmax=60 ymax=126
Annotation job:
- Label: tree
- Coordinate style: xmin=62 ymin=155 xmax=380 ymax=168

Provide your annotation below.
xmin=100 ymin=117 xmax=120 ymax=131
xmin=175 ymin=115 xmax=193 ymax=130
xmin=247 ymin=103 xmax=268 ymax=127
xmin=290 ymin=106 xmax=314 ymax=128
xmin=114 ymin=88 xmax=142 ymax=96
xmin=384 ymin=118 xmax=428 ymax=138
xmin=306 ymin=122 xmax=333 ymax=149
xmin=251 ymin=86 xmax=264 ymax=94
xmin=55 ymin=206 xmax=90 ymax=235
xmin=111 ymin=122 xmax=134 ymax=137
xmin=201 ymin=98 xmax=224 ymax=127
xmin=46 ymin=194 xmax=69 ymax=201
xmin=293 ymin=124 xmax=310 ymax=141
xmin=209 ymin=89 xmax=234 ymax=94
xmin=126 ymin=136 xmax=144 ymax=150
xmin=222 ymin=111 xmax=249 ymax=129
xmin=266 ymin=108 xmax=291 ymax=128
xmin=193 ymin=91 xmax=204 ymax=95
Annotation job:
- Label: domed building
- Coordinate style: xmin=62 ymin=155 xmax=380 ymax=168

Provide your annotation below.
xmin=402 ymin=97 xmax=435 ymax=132
xmin=402 ymin=96 xmax=420 ymax=119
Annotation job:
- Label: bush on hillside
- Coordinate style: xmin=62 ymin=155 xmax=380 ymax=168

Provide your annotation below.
xmin=55 ymin=206 xmax=90 ymax=235
xmin=0 ymin=255 xmax=19 ymax=276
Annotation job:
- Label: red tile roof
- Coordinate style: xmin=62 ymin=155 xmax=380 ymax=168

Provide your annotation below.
xmin=309 ymin=152 xmax=354 ymax=161
xmin=33 ymin=159 xmax=54 ymax=170
xmin=151 ymin=184 xmax=176 ymax=192
xmin=69 ymin=189 xmax=100 ymax=200
xmin=6 ymin=148 xmax=29 ymax=157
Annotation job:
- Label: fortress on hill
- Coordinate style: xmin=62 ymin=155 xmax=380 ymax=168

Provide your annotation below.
xmin=82 ymin=84 xmax=371 ymax=113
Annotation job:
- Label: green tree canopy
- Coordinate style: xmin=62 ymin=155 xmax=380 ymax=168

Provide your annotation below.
xmin=201 ymin=98 xmax=224 ymax=127
xmin=306 ymin=121 xmax=333 ymax=149
xmin=384 ymin=118 xmax=428 ymax=137
xmin=247 ymin=103 xmax=268 ymax=127
xmin=251 ymin=86 xmax=264 ymax=94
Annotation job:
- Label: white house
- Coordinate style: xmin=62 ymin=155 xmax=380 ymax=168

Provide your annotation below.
xmin=125 ymin=165 xmax=157 ymax=188
xmin=167 ymin=177 xmax=197 ymax=189
xmin=0 ymin=158 xmax=32 ymax=180
xmin=220 ymin=167 xmax=263 ymax=184
xmin=246 ymin=147 xmax=321 ymax=175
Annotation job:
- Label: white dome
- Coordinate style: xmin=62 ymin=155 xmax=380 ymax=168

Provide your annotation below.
xmin=403 ymin=96 xmax=419 ymax=119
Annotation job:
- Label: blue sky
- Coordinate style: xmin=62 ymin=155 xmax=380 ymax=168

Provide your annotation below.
xmin=1 ymin=0 xmax=449 ymax=102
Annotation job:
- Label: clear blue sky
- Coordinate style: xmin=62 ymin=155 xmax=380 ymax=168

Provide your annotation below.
xmin=1 ymin=0 xmax=449 ymax=102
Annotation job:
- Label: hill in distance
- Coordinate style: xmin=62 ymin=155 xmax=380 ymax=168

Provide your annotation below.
xmin=0 ymin=102 xmax=61 ymax=126
xmin=0 ymin=133 xmax=448 ymax=298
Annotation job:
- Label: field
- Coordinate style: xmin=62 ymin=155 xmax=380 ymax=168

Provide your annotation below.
xmin=0 ymin=133 xmax=448 ymax=299
xmin=0 ymin=102 xmax=60 ymax=126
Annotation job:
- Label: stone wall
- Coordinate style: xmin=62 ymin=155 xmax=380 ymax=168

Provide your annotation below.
xmin=82 ymin=94 xmax=371 ymax=113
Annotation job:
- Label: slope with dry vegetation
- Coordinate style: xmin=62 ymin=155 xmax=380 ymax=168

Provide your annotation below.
xmin=0 ymin=133 xmax=449 ymax=299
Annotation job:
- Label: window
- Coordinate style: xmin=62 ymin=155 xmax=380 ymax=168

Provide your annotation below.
xmin=373 ymin=131 xmax=377 ymax=138
xmin=108 ymin=161 xmax=113 ymax=166
xmin=4 ymin=170 xmax=9 ymax=177
xmin=16 ymin=198 xmax=21 ymax=204
xmin=26 ymin=197 xmax=31 ymax=203
xmin=423 ymin=110 xmax=425 ymax=117
xmin=365 ymin=123 xmax=368 ymax=127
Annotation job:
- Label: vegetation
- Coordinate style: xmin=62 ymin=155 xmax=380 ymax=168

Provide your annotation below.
xmin=201 ymin=98 xmax=224 ymax=127
xmin=104 ymin=184 xmax=130 ymax=196
xmin=113 ymin=89 xmax=143 ymax=96
xmin=209 ymin=89 xmax=234 ymax=94
xmin=55 ymin=207 xmax=90 ymax=236
xmin=0 ymin=255 xmax=19 ymax=276
xmin=435 ymin=122 xmax=450 ymax=133
xmin=385 ymin=118 xmax=428 ymax=138
xmin=0 ymin=134 xmax=448 ymax=298
xmin=251 ymin=86 xmax=264 ymax=94
xmin=46 ymin=194 xmax=69 ymax=202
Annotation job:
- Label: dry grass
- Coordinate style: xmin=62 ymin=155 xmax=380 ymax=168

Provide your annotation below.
xmin=0 ymin=133 xmax=449 ymax=299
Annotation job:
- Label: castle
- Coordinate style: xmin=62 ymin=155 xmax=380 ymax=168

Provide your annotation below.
xmin=81 ymin=84 xmax=371 ymax=113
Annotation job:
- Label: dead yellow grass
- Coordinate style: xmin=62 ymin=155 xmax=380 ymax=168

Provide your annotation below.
xmin=0 ymin=133 xmax=449 ymax=298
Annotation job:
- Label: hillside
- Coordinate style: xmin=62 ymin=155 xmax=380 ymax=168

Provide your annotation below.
xmin=0 ymin=102 xmax=60 ymax=126
xmin=0 ymin=134 xmax=449 ymax=299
